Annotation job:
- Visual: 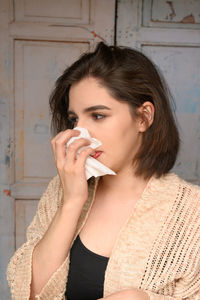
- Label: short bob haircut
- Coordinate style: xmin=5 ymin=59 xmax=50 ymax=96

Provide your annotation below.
xmin=49 ymin=41 xmax=180 ymax=180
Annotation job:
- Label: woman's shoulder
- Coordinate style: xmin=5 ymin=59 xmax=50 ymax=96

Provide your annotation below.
xmin=153 ymin=172 xmax=200 ymax=214
xmin=155 ymin=171 xmax=200 ymax=193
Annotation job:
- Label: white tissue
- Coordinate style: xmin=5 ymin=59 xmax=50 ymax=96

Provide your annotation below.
xmin=66 ymin=126 xmax=116 ymax=180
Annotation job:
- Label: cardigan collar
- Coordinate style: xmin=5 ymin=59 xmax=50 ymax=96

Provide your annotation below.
xmin=73 ymin=172 xmax=161 ymax=249
xmin=71 ymin=172 xmax=176 ymax=297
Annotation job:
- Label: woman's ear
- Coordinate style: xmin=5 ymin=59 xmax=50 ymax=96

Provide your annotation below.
xmin=137 ymin=101 xmax=155 ymax=132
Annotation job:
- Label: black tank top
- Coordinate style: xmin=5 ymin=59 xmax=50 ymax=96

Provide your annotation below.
xmin=65 ymin=234 xmax=109 ymax=300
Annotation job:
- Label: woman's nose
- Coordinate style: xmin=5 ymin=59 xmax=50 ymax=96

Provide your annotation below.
xmin=76 ymin=122 xmax=92 ymax=136
xmin=76 ymin=120 xmax=86 ymax=129
xmin=75 ymin=118 xmax=94 ymax=137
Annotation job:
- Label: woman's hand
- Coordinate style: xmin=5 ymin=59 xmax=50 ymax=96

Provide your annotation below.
xmin=97 ymin=288 xmax=150 ymax=300
xmin=51 ymin=129 xmax=96 ymax=207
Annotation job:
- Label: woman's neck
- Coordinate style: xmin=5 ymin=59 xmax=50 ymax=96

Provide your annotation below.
xmin=97 ymin=169 xmax=150 ymax=200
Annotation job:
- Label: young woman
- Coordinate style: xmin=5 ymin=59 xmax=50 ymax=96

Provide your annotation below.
xmin=7 ymin=42 xmax=200 ymax=300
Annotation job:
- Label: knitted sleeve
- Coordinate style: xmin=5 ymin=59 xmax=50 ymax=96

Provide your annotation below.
xmin=146 ymin=289 xmax=200 ymax=300
xmin=6 ymin=174 xmax=69 ymax=300
xmin=144 ymin=184 xmax=200 ymax=300
xmin=145 ymin=248 xmax=200 ymax=299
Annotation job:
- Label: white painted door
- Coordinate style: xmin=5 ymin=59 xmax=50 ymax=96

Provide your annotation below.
xmin=117 ymin=0 xmax=200 ymax=185
xmin=0 ymin=1 xmax=115 ymax=298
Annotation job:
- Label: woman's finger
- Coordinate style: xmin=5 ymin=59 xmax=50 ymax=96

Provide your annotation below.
xmin=52 ymin=129 xmax=80 ymax=164
xmin=50 ymin=131 xmax=64 ymax=157
xmin=75 ymin=147 xmax=96 ymax=170
xmin=65 ymin=138 xmax=91 ymax=165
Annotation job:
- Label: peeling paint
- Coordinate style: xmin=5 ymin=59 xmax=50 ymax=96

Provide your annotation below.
xmin=181 ymin=14 xmax=195 ymax=23
xmin=3 ymin=189 xmax=11 ymax=196
xmin=4 ymin=139 xmax=13 ymax=168
xmin=5 ymin=155 xmax=10 ymax=167
xmin=4 ymin=46 xmax=12 ymax=77
xmin=151 ymin=0 xmax=200 ymax=25
xmin=166 ymin=1 xmax=176 ymax=20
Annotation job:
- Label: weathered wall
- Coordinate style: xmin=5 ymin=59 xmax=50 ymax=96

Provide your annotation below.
xmin=0 ymin=1 xmax=15 ymax=299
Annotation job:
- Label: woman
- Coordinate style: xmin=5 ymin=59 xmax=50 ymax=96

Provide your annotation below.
xmin=7 ymin=42 xmax=200 ymax=300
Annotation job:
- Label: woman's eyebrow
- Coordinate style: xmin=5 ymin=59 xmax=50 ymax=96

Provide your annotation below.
xmin=68 ymin=105 xmax=111 ymax=115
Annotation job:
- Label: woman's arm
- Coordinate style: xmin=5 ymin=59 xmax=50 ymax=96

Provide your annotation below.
xmin=7 ymin=174 xmax=89 ymax=300
xmin=7 ymin=129 xmax=96 ymax=299
xmin=7 ymin=175 xmax=67 ymax=300
xmin=98 ymin=286 xmax=200 ymax=299
xmin=98 ymin=288 xmax=150 ymax=299
xmin=30 ymin=198 xmax=83 ymax=298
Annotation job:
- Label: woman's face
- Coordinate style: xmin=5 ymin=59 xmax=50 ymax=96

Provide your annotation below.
xmin=68 ymin=76 xmax=143 ymax=174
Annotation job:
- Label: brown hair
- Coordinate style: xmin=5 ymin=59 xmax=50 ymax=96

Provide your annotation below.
xmin=49 ymin=42 xmax=180 ymax=179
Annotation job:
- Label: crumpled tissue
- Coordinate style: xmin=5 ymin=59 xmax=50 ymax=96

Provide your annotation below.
xmin=66 ymin=126 xmax=116 ymax=180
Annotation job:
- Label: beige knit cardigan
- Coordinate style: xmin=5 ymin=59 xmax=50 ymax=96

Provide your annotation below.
xmin=7 ymin=172 xmax=200 ymax=300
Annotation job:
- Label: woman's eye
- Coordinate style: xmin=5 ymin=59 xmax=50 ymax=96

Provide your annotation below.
xmin=67 ymin=114 xmax=105 ymax=124
xmin=92 ymin=113 xmax=105 ymax=120
xmin=67 ymin=117 xmax=78 ymax=124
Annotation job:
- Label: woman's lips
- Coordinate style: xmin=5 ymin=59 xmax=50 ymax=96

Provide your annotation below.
xmin=91 ymin=151 xmax=102 ymax=159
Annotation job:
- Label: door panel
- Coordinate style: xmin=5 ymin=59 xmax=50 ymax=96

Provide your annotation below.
xmin=142 ymin=45 xmax=200 ymax=182
xmin=14 ymin=40 xmax=89 ymax=183
xmin=117 ymin=0 xmax=200 ymax=184
xmin=143 ymin=0 xmax=200 ymax=29
xmin=14 ymin=0 xmax=90 ymax=24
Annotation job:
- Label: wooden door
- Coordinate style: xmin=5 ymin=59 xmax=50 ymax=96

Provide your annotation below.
xmin=0 ymin=0 xmax=115 ymax=298
xmin=117 ymin=0 xmax=200 ymax=185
